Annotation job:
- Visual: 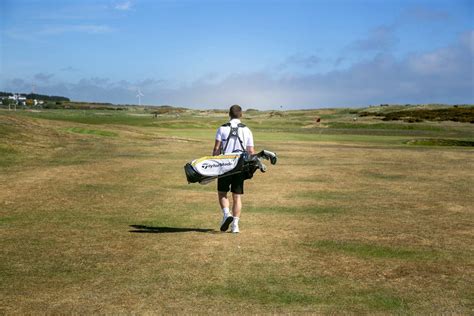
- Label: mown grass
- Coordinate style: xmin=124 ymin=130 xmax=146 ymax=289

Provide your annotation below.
xmin=201 ymin=279 xmax=318 ymax=306
xmin=328 ymin=121 xmax=444 ymax=131
xmin=310 ymin=240 xmax=439 ymax=260
xmin=344 ymin=289 xmax=408 ymax=311
xmin=246 ymin=204 xmax=346 ymax=215
xmin=160 ymin=127 xmax=411 ymax=145
xmin=14 ymin=109 xmax=158 ymax=126
xmin=14 ymin=109 xmax=224 ymax=129
xmin=0 ymin=108 xmax=473 ymax=314
xmin=199 ymin=274 xmax=409 ymax=312
xmin=295 ymin=190 xmax=350 ymax=200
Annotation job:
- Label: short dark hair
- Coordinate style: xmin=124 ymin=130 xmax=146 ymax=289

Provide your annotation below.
xmin=229 ymin=104 xmax=242 ymax=119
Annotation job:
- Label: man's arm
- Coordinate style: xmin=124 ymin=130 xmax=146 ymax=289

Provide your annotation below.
xmin=213 ymin=140 xmax=222 ymax=156
xmin=246 ymin=128 xmax=255 ymax=155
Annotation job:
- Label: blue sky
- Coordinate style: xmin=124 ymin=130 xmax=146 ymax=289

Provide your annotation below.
xmin=1 ymin=0 xmax=473 ymax=109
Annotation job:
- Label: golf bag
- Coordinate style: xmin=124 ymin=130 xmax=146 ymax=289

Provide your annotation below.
xmin=184 ymin=150 xmax=277 ymax=184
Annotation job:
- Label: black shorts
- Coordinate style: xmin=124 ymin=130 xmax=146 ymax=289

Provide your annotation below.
xmin=217 ymin=173 xmax=245 ymax=194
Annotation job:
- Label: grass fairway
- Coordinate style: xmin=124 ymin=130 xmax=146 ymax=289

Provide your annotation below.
xmin=1 ymin=107 xmax=473 ymax=314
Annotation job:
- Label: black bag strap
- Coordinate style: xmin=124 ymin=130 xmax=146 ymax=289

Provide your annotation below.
xmin=221 ymin=123 xmax=246 ymax=154
xmin=221 ymin=123 xmax=246 ymax=128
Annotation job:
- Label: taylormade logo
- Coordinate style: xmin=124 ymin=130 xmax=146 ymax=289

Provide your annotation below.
xmin=202 ymin=161 xmax=233 ymax=169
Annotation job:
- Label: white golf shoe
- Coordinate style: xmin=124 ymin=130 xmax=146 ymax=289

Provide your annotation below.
xmin=231 ymin=222 xmax=240 ymax=233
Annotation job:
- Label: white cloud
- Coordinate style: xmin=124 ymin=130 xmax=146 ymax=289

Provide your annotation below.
xmin=278 ymin=54 xmax=321 ymax=70
xmin=34 ymin=73 xmax=54 ymax=82
xmin=407 ymin=30 xmax=472 ymax=76
xmin=399 ymin=6 xmax=450 ymax=23
xmin=461 ymin=30 xmax=474 ymax=53
xmin=39 ymin=24 xmax=113 ymax=35
xmin=5 ymin=24 xmax=114 ymax=42
xmin=350 ymin=26 xmax=398 ymax=52
xmin=115 ymin=1 xmax=133 ymax=11
xmin=60 ymin=66 xmax=80 ymax=72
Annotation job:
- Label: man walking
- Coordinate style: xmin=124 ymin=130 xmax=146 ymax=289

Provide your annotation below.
xmin=213 ymin=105 xmax=255 ymax=233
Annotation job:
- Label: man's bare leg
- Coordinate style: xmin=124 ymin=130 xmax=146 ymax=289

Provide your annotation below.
xmin=231 ymin=193 xmax=242 ymax=233
xmin=218 ymin=191 xmax=229 ymax=210
xmin=218 ymin=191 xmax=233 ymax=231
xmin=232 ymin=193 xmax=242 ymax=218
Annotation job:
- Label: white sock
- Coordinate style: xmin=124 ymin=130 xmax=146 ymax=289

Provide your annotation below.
xmin=233 ymin=217 xmax=240 ymax=226
xmin=222 ymin=207 xmax=230 ymax=216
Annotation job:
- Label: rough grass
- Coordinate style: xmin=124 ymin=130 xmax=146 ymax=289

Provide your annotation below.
xmin=0 ymin=108 xmax=473 ymax=314
xmin=405 ymin=138 xmax=474 ymax=147
xmin=66 ymin=127 xmax=118 ymax=137
xmin=0 ymin=144 xmax=19 ymax=167
xmin=360 ymin=105 xmax=474 ymax=123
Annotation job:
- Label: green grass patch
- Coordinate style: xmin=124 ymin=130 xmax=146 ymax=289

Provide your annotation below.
xmin=294 ymin=191 xmax=344 ymax=200
xmin=247 ymin=204 xmax=345 ymax=215
xmin=15 ymin=110 xmax=156 ymax=126
xmin=44 ymin=139 xmax=117 ymax=166
xmin=161 ymin=128 xmax=409 ymax=145
xmin=365 ymin=171 xmax=405 ymax=180
xmin=0 ymin=144 xmax=17 ymax=155
xmin=15 ymin=109 xmax=225 ymax=129
xmin=310 ymin=240 xmax=438 ymax=260
xmin=66 ymin=127 xmax=117 ymax=137
xmin=201 ymin=277 xmax=408 ymax=312
xmin=404 ymin=138 xmax=474 ymax=147
xmin=201 ymin=279 xmax=318 ymax=306
xmin=343 ymin=289 xmax=408 ymax=311
xmin=171 ymin=184 xmax=215 ymax=192
xmin=0 ymin=123 xmax=17 ymax=136
xmin=0 ymin=144 xmax=21 ymax=167
xmin=328 ymin=122 xmax=444 ymax=131
xmin=153 ymin=118 xmax=222 ymax=129
xmin=76 ymin=183 xmax=129 ymax=194
xmin=0 ymin=216 xmax=18 ymax=226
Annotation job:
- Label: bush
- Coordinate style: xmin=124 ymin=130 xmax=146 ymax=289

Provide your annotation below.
xmin=269 ymin=111 xmax=284 ymax=117
xmin=363 ymin=106 xmax=474 ymax=123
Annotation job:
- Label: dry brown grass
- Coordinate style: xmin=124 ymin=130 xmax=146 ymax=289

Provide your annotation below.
xmin=1 ymin=111 xmax=473 ymax=314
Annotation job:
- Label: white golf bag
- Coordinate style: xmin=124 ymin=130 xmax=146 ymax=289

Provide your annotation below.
xmin=184 ymin=150 xmax=277 ymax=184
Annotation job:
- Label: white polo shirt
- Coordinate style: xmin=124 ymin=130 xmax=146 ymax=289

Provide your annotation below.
xmin=215 ymin=119 xmax=254 ymax=154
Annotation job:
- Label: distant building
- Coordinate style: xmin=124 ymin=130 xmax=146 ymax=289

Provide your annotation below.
xmin=6 ymin=94 xmax=43 ymax=106
xmin=8 ymin=94 xmax=26 ymax=105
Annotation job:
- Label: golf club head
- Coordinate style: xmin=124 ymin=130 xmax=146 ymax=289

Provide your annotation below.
xmin=263 ymin=150 xmax=277 ymax=165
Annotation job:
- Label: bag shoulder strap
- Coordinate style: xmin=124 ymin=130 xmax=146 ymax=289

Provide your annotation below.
xmin=221 ymin=122 xmax=246 ymax=154
xmin=221 ymin=122 xmax=246 ymax=127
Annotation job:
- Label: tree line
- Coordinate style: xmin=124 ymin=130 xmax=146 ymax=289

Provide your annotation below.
xmin=0 ymin=91 xmax=70 ymax=102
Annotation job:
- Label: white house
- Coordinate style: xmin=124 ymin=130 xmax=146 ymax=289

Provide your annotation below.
xmin=8 ymin=94 xmax=27 ymax=105
xmin=8 ymin=94 xmax=26 ymax=101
